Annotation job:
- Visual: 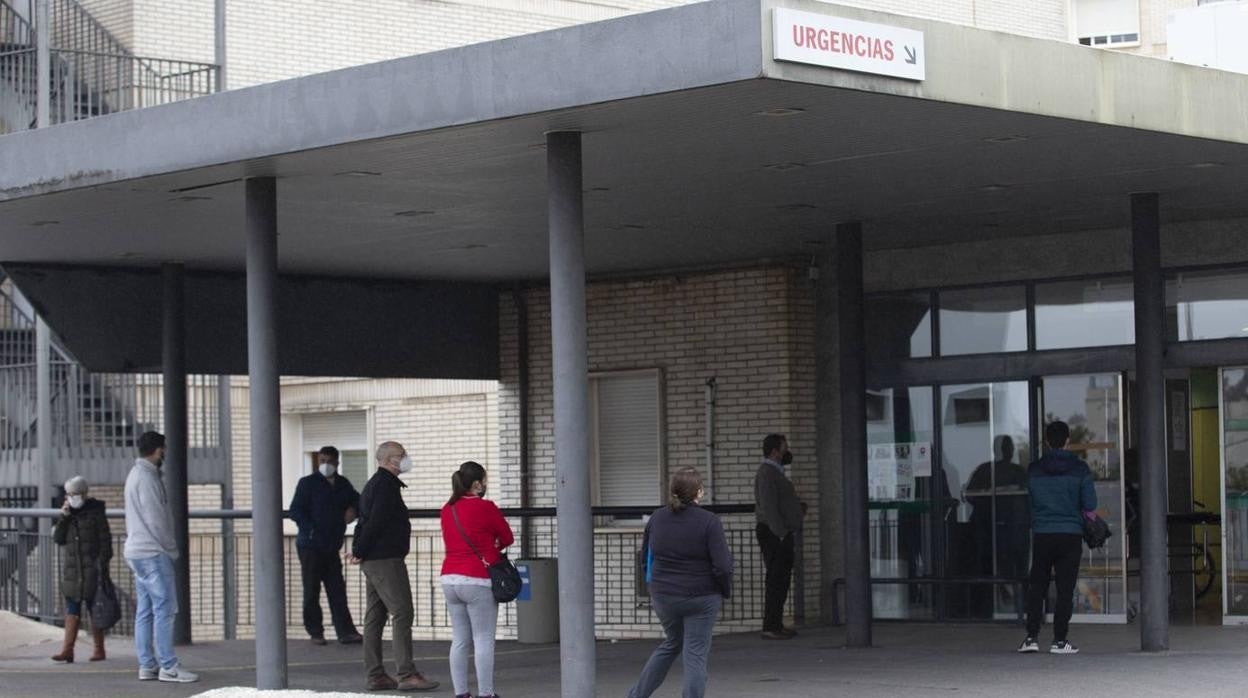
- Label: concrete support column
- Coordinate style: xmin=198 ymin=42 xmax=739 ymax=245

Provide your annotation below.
xmin=36 ymin=316 xmax=53 ymax=618
xmin=815 ymin=234 xmax=840 ymax=625
xmin=837 ymin=221 xmax=871 ymax=648
xmin=245 ymin=177 xmax=287 ymax=688
xmin=547 ymin=130 xmax=595 ymax=696
xmin=35 ymin=0 xmax=49 ymax=128
xmin=161 ymin=262 xmax=192 ymax=645
xmin=218 ymin=375 xmax=237 ymax=641
xmin=214 ymin=0 xmax=227 ymax=91
xmin=1132 ymin=192 xmax=1169 ymax=652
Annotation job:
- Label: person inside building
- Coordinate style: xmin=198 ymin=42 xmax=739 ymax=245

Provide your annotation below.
xmin=124 ymin=431 xmax=198 ymax=683
xmin=50 ymin=475 xmax=112 ymax=664
xmin=289 ymin=445 xmax=363 ymax=646
xmin=1018 ymin=420 xmax=1097 ymax=656
xmin=440 ymin=460 xmax=514 ymax=698
xmin=348 ymin=441 xmax=439 ymax=692
xmin=629 ymin=467 xmax=732 ymax=698
xmin=753 ymin=433 xmax=805 ymax=640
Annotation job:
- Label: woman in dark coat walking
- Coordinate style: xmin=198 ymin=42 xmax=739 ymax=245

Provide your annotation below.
xmin=51 ymin=475 xmax=113 ymax=663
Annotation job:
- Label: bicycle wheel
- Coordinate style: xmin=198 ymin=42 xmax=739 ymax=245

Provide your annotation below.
xmin=1195 ymin=544 xmax=1217 ymax=600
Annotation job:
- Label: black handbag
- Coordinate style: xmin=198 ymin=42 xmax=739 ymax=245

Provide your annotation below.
xmin=1082 ymin=513 xmax=1112 ymax=549
xmin=90 ymin=560 xmax=122 ymax=631
xmin=451 ymin=504 xmax=522 ymax=603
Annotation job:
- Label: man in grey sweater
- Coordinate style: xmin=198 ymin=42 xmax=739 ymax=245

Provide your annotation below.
xmin=754 ymin=433 xmax=805 ymax=640
xmin=123 ymin=431 xmax=197 ymax=683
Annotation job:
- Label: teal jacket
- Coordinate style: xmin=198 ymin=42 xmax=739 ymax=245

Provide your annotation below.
xmin=1028 ymin=449 xmax=1097 ymax=535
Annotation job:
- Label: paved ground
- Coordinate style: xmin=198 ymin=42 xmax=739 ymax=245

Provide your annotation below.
xmin=3 ymin=615 xmax=1248 ymax=697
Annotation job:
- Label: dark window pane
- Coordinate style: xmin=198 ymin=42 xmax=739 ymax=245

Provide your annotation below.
xmin=866 ymin=293 xmax=933 ymax=359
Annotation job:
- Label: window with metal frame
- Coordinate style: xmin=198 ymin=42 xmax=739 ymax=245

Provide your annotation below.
xmin=590 ymin=370 xmax=665 ymax=513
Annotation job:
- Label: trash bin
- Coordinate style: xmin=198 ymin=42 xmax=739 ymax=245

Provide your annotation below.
xmin=515 ymin=558 xmax=559 ymax=644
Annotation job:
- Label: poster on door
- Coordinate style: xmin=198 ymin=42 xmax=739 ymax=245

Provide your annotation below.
xmin=868 ymin=442 xmax=929 ymax=501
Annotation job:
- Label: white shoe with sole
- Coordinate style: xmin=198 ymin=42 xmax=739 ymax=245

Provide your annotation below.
xmin=1050 ymin=640 xmax=1079 ymax=655
xmin=158 ymin=664 xmax=200 ymax=683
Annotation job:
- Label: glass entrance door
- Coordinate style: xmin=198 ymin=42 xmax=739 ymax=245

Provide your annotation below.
xmin=1221 ymin=367 xmax=1248 ymax=621
xmin=1038 ymin=373 xmax=1128 ymax=621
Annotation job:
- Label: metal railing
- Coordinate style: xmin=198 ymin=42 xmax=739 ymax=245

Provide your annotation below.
xmin=0 ymin=0 xmax=218 ymax=132
xmin=0 ymin=505 xmax=791 ymax=640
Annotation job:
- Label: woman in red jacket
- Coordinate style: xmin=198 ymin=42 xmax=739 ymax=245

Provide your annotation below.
xmin=440 ymin=461 xmax=514 ymax=698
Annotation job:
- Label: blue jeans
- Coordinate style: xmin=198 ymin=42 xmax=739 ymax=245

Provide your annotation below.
xmin=628 ymin=593 xmax=722 ymax=698
xmin=128 ymin=554 xmax=178 ymax=670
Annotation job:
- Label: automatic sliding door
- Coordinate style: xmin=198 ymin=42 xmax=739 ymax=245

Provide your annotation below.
xmin=1221 ymin=368 xmax=1248 ymax=621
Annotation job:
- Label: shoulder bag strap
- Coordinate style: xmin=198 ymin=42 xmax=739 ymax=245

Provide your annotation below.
xmin=450 ymin=503 xmax=489 ymax=569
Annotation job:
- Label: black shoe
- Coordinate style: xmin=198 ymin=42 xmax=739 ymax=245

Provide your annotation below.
xmin=760 ymin=630 xmax=792 ymax=640
xmin=338 ymin=632 xmax=363 ymax=644
xmin=1017 ymin=636 xmax=1039 ymax=653
xmin=310 ymin=635 xmax=328 ymax=646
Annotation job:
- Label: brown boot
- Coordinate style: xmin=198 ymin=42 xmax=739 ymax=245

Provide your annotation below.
xmin=50 ymin=614 xmax=79 ymax=663
xmin=89 ymin=628 xmax=106 ymax=661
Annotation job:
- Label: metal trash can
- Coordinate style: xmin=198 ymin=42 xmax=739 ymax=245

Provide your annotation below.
xmin=515 ymin=558 xmax=559 ymax=644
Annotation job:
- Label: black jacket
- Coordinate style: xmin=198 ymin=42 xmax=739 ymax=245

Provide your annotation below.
xmin=53 ymin=498 xmax=113 ymax=602
xmin=642 ymin=504 xmax=734 ymax=599
xmin=289 ymin=473 xmax=359 ymax=552
xmin=351 ymin=468 xmax=410 ymax=561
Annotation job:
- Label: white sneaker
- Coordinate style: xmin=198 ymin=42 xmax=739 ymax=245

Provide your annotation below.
xmin=1017 ymin=636 xmax=1039 ymax=653
xmin=1050 ymin=640 xmax=1079 ymax=655
xmin=158 ymin=664 xmax=200 ymax=683
xmin=138 ymin=666 xmax=159 ymax=681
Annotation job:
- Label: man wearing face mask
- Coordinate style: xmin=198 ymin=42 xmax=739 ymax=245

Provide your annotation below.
xmin=754 ymin=433 xmax=806 ymax=640
xmin=347 ymin=441 xmax=439 ymax=692
xmin=290 ymin=445 xmax=363 ymax=646
xmin=123 ymin=431 xmax=198 ymax=682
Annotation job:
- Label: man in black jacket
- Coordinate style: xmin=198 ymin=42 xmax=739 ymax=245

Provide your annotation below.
xmin=348 ymin=441 xmax=438 ymax=692
xmin=290 ymin=445 xmax=362 ymax=646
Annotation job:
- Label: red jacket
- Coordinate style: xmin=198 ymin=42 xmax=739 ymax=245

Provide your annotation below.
xmin=440 ymin=495 xmax=515 ymax=578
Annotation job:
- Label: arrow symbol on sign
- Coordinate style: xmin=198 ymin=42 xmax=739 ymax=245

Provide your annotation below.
xmin=904 ymin=46 xmax=917 ymax=65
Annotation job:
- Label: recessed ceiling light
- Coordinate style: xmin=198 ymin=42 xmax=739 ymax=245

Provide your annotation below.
xmin=394 ymin=209 xmax=435 ymax=217
xmin=980 ymin=184 xmax=1010 ymax=192
xmin=622 ymin=223 xmax=646 ymax=230
xmin=764 ymin=162 xmax=805 ymax=172
xmin=776 ymin=203 xmax=817 ymax=211
xmin=30 ymin=220 xmax=59 ymax=227
xmin=984 ymin=135 xmax=1029 ymax=144
xmin=1189 ymin=162 xmax=1225 ymax=169
xmin=754 ymin=107 xmax=806 ymax=117
xmin=587 ymin=186 xmax=610 ymax=192
xmin=335 ymin=170 xmax=382 ymax=177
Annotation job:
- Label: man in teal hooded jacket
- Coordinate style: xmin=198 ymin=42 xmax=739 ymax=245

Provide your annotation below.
xmin=1018 ymin=420 xmax=1097 ymax=656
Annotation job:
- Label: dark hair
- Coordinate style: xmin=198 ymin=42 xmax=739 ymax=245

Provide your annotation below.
xmin=1045 ymin=421 xmax=1071 ymax=450
xmin=138 ymin=431 xmax=166 ymax=457
xmin=762 ymin=433 xmax=787 ymax=457
xmin=319 ymin=446 xmax=340 ymax=461
xmin=668 ymin=467 xmax=703 ymax=512
xmin=449 ymin=461 xmax=487 ymax=505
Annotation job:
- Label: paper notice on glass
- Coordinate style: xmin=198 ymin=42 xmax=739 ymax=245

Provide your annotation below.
xmin=868 ymin=442 xmax=919 ymax=501
xmin=912 ymin=442 xmax=932 ymax=478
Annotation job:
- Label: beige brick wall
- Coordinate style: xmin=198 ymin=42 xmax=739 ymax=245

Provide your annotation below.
xmin=499 ymin=265 xmax=821 ymax=628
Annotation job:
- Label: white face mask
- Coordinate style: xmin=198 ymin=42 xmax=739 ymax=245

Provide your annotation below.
xmin=397 ymin=455 xmax=413 ymax=474
xmin=68 ymin=495 xmax=84 ymax=509
xmin=319 ymin=463 xmax=337 ymax=478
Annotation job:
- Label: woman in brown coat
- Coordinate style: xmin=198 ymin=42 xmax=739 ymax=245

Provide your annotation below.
xmin=51 ymin=475 xmax=113 ymax=663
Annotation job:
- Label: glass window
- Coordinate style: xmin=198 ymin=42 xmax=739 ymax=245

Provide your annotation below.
xmin=590 ymin=371 xmax=663 ymax=509
xmin=1166 ymin=270 xmax=1248 ymax=342
xmin=865 ymin=293 xmax=932 ymax=359
xmin=1035 ymin=279 xmax=1135 ymax=350
xmin=1224 ymin=368 xmax=1248 ymax=615
xmin=867 ymin=387 xmax=935 ymax=620
xmin=938 ymin=287 xmax=1027 ymax=356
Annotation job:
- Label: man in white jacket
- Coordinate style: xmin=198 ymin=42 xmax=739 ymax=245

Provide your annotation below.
xmin=123 ymin=431 xmax=198 ymax=683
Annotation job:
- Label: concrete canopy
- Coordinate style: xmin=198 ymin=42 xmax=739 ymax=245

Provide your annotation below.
xmin=2 ymin=0 xmax=1248 ymax=372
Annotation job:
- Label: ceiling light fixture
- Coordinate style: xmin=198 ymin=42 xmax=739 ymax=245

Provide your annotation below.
xmin=622 ymin=223 xmax=646 ymax=230
xmin=754 ymin=107 xmax=806 ymax=117
xmin=1189 ymin=162 xmax=1225 ymax=169
xmin=776 ymin=203 xmax=817 ymax=211
xmin=764 ymin=162 xmax=805 ymax=172
xmin=394 ymin=209 xmax=435 ymax=217
xmin=984 ymin=135 xmax=1029 ymax=144
xmin=980 ymin=184 xmax=1010 ymax=192
xmin=335 ymin=170 xmax=382 ymax=177
xmin=30 ymin=220 xmax=59 ymax=227
xmin=172 ymin=195 xmax=213 ymax=202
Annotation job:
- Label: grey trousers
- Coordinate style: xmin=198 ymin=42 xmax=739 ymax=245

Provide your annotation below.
xmin=443 ymin=584 xmax=499 ymax=696
xmin=361 ymin=558 xmax=416 ymax=680
xmin=628 ymin=593 xmax=722 ymax=698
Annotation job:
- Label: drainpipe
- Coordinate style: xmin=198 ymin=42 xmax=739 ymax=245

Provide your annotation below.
xmin=513 ymin=286 xmax=531 ymax=558
xmin=704 ymin=377 xmax=717 ymax=502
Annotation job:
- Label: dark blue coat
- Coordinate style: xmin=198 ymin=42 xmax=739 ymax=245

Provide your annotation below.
xmin=289 ymin=473 xmax=360 ymax=552
xmin=1028 ymin=449 xmax=1097 ymax=535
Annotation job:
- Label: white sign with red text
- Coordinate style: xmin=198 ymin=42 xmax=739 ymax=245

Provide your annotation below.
xmin=773 ymin=8 xmax=925 ymax=81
